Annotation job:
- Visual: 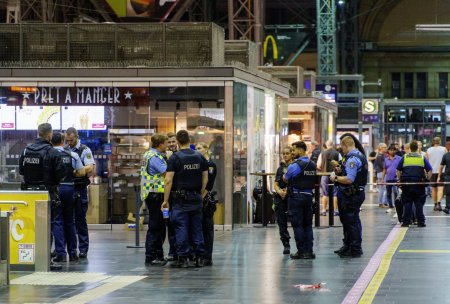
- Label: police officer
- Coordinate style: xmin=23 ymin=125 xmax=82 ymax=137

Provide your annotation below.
xmin=274 ymin=146 xmax=293 ymax=255
xmin=330 ymin=135 xmax=368 ymax=258
xmin=141 ymin=133 xmax=169 ymax=266
xmin=283 ymin=141 xmax=317 ymax=260
xmin=396 ymin=140 xmax=432 ymax=227
xmin=19 ymin=123 xmax=65 ymax=270
xmin=195 ymin=142 xmax=217 ymax=266
xmin=65 ymin=127 xmax=95 ymax=259
xmin=161 ymin=130 xmax=208 ymax=268
xmin=51 ymin=132 xmax=86 ymax=262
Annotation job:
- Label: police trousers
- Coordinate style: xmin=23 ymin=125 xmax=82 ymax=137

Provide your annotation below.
xmin=202 ymin=194 xmax=216 ymax=260
xmin=402 ymin=186 xmax=426 ymax=225
xmin=337 ymin=191 xmax=365 ymax=253
xmin=145 ymin=193 xmax=166 ymax=260
xmin=171 ymin=195 xmax=205 ymax=258
xmin=74 ymin=185 xmax=89 ymax=254
xmin=52 ymin=185 xmax=77 ymax=257
xmin=287 ymin=192 xmax=313 ymax=254
xmin=274 ymin=195 xmax=290 ymax=244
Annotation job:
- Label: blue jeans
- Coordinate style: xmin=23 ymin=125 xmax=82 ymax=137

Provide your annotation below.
xmin=385 ymin=180 xmax=398 ymax=208
xmin=74 ymin=186 xmax=89 ymax=253
xmin=337 ymin=190 xmax=365 ymax=253
xmin=287 ymin=192 xmax=314 ymax=254
xmin=377 ymin=172 xmax=386 ymax=204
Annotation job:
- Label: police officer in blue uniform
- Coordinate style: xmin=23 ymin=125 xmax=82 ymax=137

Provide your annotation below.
xmin=330 ymin=134 xmax=368 ymax=258
xmin=283 ymin=141 xmax=317 ymax=260
xmin=196 ymin=142 xmax=217 ymax=266
xmin=396 ymin=140 xmax=432 ymax=227
xmin=274 ymin=146 xmax=293 ymax=255
xmin=65 ymin=127 xmax=95 ymax=259
xmin=51 ymin=132 xmax=86 ymax=262
xmin=162 ymin=130 xmax=208 ymax=268
xmin=19 ymin=123 xmax=65 ymax=270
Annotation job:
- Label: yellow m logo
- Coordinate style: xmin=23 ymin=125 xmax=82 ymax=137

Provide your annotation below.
xmin=263 ymin=35 xmax=278 ymax=60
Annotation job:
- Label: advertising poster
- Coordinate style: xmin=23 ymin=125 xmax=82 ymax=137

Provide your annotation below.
xmin=0 ymin=191 xmax=49 ymax=266
xmin=16 ymin=106 xmax=61 ymax=130
xmin=61 ymin=106 xmax=106 ymax=130
xmin=0 ymin=104 xmax=15 ymax=129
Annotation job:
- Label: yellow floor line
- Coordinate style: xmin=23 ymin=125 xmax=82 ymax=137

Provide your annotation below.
xmin=399 ymin=250 xmax=450 ymax=253
xmin=358 ymin=227 xmax=408 ymax=304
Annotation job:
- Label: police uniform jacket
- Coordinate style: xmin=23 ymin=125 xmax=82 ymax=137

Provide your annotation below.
xmin=19 ymin=138 xmax=65 ymax=189
xmin=284 ymin=156 xmax=317 ymax=193
xmin=337 ymin=149 xmax=368 ymax=191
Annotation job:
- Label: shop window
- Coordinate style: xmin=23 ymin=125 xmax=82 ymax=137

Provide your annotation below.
xmin=391 ymin=73 xmax=401 ymax=98
xmin=439 ymin=73 xmax=448 ymax=98
xmin=387 ymin=107 xmax=406 ymax=123
xmin=407 ymin=107 xmax=423 ymax=123
xmin=416 ymin=72 xmax=427 ymax=98
xmin=424 ymin=107 xmax=442 ymax=123
xmin=404 ymin=73 xmax=413 ymax=98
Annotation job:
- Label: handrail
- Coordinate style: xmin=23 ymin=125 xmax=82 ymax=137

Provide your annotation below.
xmin=0 ymin=201 xmax=28 ymax=206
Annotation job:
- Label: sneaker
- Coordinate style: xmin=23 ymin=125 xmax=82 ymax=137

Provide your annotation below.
xmin=300 ymin=252 xmax=316 ymax=259
xmin=290 ymin=252 xmax=303 ymax=259
xmin=165 ymin=255 xmax=177 ymax=262
xmin=321 ymin=211 xmax=327 ymax=216
xmin=50 ymin=261 xmax=63 ymax=271
xmin=385 ymin=208 xmax=393 ymax=213
xmin=334 ymin=211 xmax=339 ymax=216
xmin=79 ymin=252 xmax=88 ymax=259
xmin=150 ymin=258 xmax=168 ymax=266
xmin=171 ymin=257 xmax=189 ymax=268
xmin=379 ymin=204 xmax=387 ymax=208
xmin=334 ymin=246 xmax=349 ymax=254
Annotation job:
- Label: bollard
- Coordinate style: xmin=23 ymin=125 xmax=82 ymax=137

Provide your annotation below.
xmin=314 ymin=176 xmax=321 ymax=227
xmin=127 ymin=186 xmax=144 ymax=249
xmin=328 ymin=183 xmax=334 ymax=226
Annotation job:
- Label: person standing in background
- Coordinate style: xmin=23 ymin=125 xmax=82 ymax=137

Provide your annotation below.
xmin=65 ymin=127 xmax=95 ymax=259
xmin=382 ymin=144 xmax=402 ymax=213
xmin=376 ymin=143 xmax=388 ymax=208
xmin=427 ymin=137 xmax=447 ymax=211
xmin=418 ymin=141 xmax=431 ymax=198
xmin=317 ymin=139 xmax=340 ymax=216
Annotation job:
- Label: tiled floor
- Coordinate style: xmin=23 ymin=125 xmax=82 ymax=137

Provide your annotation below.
xmin=1 ymin=192 xmax=449 ymax=304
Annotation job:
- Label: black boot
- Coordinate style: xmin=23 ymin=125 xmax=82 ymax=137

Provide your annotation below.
xmin=282 ymin=242 xmax=290 ymax=255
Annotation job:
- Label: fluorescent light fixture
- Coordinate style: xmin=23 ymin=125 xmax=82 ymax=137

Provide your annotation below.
xmin=416 ymin=24 xmax=450 ymax=32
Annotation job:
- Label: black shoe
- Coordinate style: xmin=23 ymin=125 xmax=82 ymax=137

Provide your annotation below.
xmin=51 ymin=251 xmax=57 ymax=258
xmin=300 ymin=252 xmax=316 ymax=259
xmin=401 ymin=223 xmax=410 ymax=227
xmin=195 ymin=257 xmax=204 ymax=268
xmin=171 ymin=257 xmax=189 ymax=268
xmin=283 ymin=246 xmax=290 ymax=255
xmin=50 ymin=261 xmax=63 ymax=271
xmin=79 ymin=252 xmax=88 ymax=259
xmin=203 ymin=259 xmax=213 ymax=266
xmin=339 ymin=251 xmax=362 ymax=258
xmin=290 ymin=252 xmax=303 ymax=259
xmin=150 ymin=258 xmax=168 ymax=266
xmin=334 ymin=246 xmax=349 ymax=254
xmin=52 ymin=255 xmax=67 ymax=263
xmin=417 ymin=223 xmax=426 ymax=227
xmin=444 ymin=208 xmax=450 ymax=215
xmin=69 ymin=255 xmax=79 ymax=262
xmin=165 ymin=255 xmax=177 ymax=262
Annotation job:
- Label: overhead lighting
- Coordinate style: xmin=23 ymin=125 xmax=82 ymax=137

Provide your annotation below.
xmin=416 ymin=24 xmax=450 ymax=32
xmin=338 ymin=0 xmax=345 ymax=5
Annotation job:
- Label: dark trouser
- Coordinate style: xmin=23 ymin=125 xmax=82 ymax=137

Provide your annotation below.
xmin=145 ymin=193 xmax=166 ymax=261
xmin=60 ymin=184 xmax=77 ymax=256
xmin=51 ymin=191 xmax=66 ymax=258
xmin=274 ymin=196 xmax=290 ymax=245
xmin=402 ymin=186 xmax=426 ymax=225
xmin=171 ymin=197 xmax=205 ymax=258
xmin=445 ymin=177 xmax=450 ymax=209
xmin=168 ymin=195 xmax=177 ymax=257
xmin=287 ymin=192 xmax=313 ymax=254
xmin=202 ymin=198 xmax=216 ymax=261
xmin=337 ymin=190 xmax=365 ymax=253
xmin=385 ymin=180 xmax=398 ymax=208
xmin=74 ymin=185 xmax=89 ymax=254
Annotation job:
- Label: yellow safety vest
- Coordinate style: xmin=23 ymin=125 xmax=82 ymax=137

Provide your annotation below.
xmin=140 ymin=149 xmax=165 ymax=200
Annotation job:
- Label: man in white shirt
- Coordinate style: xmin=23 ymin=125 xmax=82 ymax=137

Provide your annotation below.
xmin=427 ymin=137 xmax=447 ymax=211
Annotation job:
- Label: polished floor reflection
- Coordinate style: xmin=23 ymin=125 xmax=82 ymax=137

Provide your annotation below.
xmin=1 ymin=192 xmax=448 ymax=303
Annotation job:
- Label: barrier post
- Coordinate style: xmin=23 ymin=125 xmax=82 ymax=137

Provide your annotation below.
xmin=0 ymin=210 xmax=10 ymax=285
xmin=328 ymin=182 xmax=335 ymax=226
xmin=127 ymin=186 xmax=144 ymax=249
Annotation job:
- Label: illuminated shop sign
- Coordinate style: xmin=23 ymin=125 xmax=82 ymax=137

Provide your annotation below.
xmin=4 ymin=87 xmax=149 ymax=106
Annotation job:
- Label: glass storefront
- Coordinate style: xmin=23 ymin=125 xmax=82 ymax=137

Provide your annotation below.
xmin=0 ymin=77 xmax=288 ymax=228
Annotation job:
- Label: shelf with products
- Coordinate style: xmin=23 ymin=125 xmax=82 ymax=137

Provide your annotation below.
xmin=109 ymin=130 xmax=153 ymax=223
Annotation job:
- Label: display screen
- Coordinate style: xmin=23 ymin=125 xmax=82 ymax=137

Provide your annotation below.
xmin=61 ymin=106 xmax=106 ymax=130
xmin=16 ymin=106 xmax=61 ymax=130
xmin=0 ymin=105 xmax=15 ymax=129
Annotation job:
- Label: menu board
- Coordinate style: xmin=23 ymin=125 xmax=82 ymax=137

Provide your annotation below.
xmin=16 ymin=106 xmax=61 ymax=130
xmin=0 ymin=105 xmax=15 ymax=129
xmin=61 ymin=106 xmax=106 ymax=130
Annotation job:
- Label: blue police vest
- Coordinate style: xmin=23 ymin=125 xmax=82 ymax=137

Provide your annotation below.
xmin=173 ymin=150 xmax=203 ymax=191
xmin=289 ymin=160 xmax=317 ymax=190
xmin=342 ymin=152 xmax=368 ymax=187
xmin=59 ymin=149 xmax=75 ymax=184
xmin=22 ymin=142 xmax=52 ymax=186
